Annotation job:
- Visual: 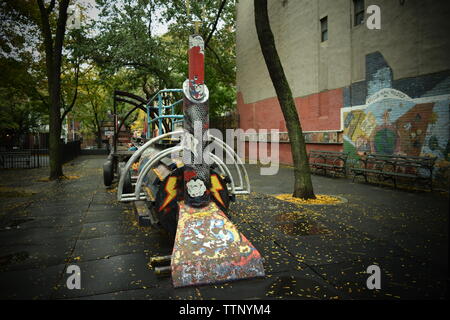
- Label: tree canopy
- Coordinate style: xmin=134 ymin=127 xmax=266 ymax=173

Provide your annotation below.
xmin=0 ymin=0 xmax=236 ymax=150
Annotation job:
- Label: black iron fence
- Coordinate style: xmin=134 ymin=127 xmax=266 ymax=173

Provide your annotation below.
xmin=210 ymin=112 xmax=240 ymax=136
xmin=62 ymin=141 xmax=81 ymax=163
xmin=0 ymin=149 xmax=48 ymax=169
xmin=0 ymin=141 xmax=80 ymax=169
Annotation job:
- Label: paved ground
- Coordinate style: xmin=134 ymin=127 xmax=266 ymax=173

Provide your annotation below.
xmin=0 ymin=155 xmax=447 ymax=299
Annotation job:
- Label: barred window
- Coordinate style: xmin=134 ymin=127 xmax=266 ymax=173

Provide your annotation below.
xmin=320 ymin=16 xmax=328 ymax=42
xmin=354 ymin=0 xmax=365 ymax=26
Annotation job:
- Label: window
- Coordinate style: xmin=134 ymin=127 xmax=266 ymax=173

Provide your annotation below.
xmin=353 ymin=0 xmax=365 ymax=26
xmin=320 ymin=16 xmax=328 ymax=42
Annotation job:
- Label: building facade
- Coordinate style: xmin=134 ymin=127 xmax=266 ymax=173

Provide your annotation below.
xmin=236 ymin=0 xmax=450 ymax=180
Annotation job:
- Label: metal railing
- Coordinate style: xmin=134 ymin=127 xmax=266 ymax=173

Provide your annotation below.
xmin=62 ymin=141 xmax=81 ymax=163
xmin=0 ymin=149 xmax=49 ymax=169
xmin=117 ymin=131 xmax=251 ymax=202
xmin=0 ymin=141 xmax=81 ymax=169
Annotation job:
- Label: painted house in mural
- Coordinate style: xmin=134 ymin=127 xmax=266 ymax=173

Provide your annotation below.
xmin=236 ymin=0 xmax=450 ymax=181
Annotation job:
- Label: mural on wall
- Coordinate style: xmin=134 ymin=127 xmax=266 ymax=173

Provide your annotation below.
xmin=342 ymin=89 xmax=450 ymax=182
xmin=342 ymin=51 xmax=450 ymax=185
xmin=303 ymin=131 xmax=343 ymax=144
xmin=343 ymin=93 xmax=449 ymax=155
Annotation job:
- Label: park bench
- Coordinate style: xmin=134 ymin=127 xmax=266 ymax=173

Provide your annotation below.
xmin=308 ymin=150 xmax=349 ymax=177
xmin=350 ymin=153 xmax=436 ymax=190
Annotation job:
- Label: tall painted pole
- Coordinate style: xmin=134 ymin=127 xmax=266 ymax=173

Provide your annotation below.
xmin=182 ymin=34 xmax=210 ymax=208
xmin=171 ymin=33 xmax=265 ymax=288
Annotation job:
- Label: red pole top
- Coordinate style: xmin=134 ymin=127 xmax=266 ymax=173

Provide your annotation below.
xmin=188 ymin=35 xmax=205 ymax=100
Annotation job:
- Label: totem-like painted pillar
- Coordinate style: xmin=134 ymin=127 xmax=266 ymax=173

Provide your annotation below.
xmin=182 ymin=34 xmax=210 ymax=208
xmin=170 ymin=34 xmax=265 ymax=288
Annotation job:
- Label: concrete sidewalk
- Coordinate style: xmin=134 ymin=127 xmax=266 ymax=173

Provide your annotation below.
xmin=0 ymin=156 xmax=447 ymax=299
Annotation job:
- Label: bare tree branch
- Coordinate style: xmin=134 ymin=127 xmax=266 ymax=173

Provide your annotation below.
xmin=37 ymin=0 xmax=54 ymax=85
xmin=205 ymin=42 xmax=229 ymax=79
xmin=61 ymin=62 xmax=80 ymax=122
xmin=46 ymin=0 xmax=56 ymax=14
xmin=205 ymin=0 xmax=227 ymax=47
xmin=53 ymin=0 xmax=70 ymax=73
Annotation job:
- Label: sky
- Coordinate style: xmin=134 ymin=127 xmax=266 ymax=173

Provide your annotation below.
xmin=77 ymin=0 xmax=170 ymax=36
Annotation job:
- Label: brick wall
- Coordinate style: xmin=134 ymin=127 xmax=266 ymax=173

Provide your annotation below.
xmin=238 ymin=51 xmax=450 ymax=185
xmin=342 ymin=52 xmax=450 ymax=185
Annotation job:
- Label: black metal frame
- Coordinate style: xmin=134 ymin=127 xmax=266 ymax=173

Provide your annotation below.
xmin=309 ymin=150 xmax=349 ymax=177
xmin=351 ymin=153 xmax=436 ymax=190
xmin=0 ymin=142 xmax=80 ymax=169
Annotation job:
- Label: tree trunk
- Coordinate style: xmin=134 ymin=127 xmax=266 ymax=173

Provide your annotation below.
xmin=37 ymin=0 xmax=70 ymax=180
xmin=254 ymin=0 xmax=315 ymax=199
xmin=48 ymin=96 xmax=63 ymax=178
xmin=97 ymin=127 xmax=103 ymax=149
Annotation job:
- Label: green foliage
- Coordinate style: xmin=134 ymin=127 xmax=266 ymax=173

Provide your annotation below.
xmin=72 ymin=67 xmax=109 ymax=140
xmin=79 ymin=0 xmax=236 ymax=118
xmin=0 ymin=0 xmax=237 ymax=145
xmin=0 ymin=55 xmax=48 ymax=135
xmin=0 ymin=1 xmax=48 ymax=137
xmin=157 ymin=0 xmax=237 ymax=118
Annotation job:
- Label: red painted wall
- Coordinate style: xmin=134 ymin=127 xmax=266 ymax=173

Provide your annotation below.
xmin=237 ymin=89 xmax=344 ymax=165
